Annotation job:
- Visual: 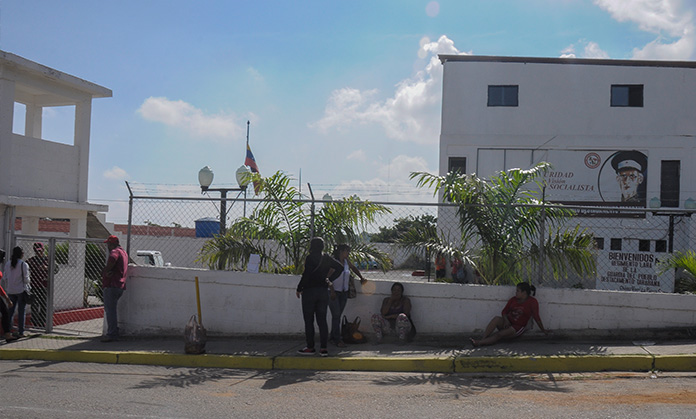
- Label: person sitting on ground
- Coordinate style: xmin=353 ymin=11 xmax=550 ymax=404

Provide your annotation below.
xmin=371 ymin=282 xmax=414 ymax=344
xmin=470 ymin=282 xmax=549 ymax=347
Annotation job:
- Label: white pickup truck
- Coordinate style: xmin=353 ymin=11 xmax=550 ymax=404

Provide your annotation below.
xmin=136 ymin=250 xmax=170 ymax=267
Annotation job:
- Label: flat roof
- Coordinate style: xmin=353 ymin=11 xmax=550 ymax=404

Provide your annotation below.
xmin=0 ymin=50 xmax=112 ymax=98
xmin=438 ymin=54 xmax=696 ymax=69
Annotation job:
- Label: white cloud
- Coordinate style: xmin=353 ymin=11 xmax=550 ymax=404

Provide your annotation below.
xmin=103 ymin=166 xmax=129 ymax=180
xmin=425 ymin=1 xmax=440 ymax=18
xmin=310 ymin=35 xmax=469 ymax=145
xmin=138 ymin=97 xmax=245 ymax=142
xmin=247 ymin=66 xmax=264 ymax=82
xmin=318 ymin=154 xmax=436 ymax=203
xmin=347 ymin=149 xmax=367 ymax=162
xmin=594 ymin=0 xmax=696 ymax=59
xmin=560 ymin=41 xmax=610 ymax=58
xmin=583 ymin=41 xmax=611 ymax=58
xmin=377 ymin=154 xmax=430 ymax=180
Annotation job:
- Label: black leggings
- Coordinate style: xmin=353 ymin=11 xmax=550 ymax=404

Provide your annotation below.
xmin=0 ymin=299 xmax=11 ymax=335
xmin=301 ymin=286 xmax=329 ymax=349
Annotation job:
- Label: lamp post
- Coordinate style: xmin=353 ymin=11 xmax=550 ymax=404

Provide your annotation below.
xmin=198 ymin=165 xmax=251 ymax=235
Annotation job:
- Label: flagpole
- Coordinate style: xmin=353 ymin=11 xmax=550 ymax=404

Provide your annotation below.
xmin=244 ymin=120 xmax=250 ymax=217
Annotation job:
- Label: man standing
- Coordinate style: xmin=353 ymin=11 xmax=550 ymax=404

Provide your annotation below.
xmin=101 ymin=235 xmax=127 ymax=342
xmin=26 ymin=242 xmax=50 ymax=328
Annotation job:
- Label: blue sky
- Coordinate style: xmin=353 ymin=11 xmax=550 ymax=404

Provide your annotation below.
xmin=2 ymin=0 xmax=695 ymax=223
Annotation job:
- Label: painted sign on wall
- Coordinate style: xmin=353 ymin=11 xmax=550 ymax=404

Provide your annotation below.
xmin=539 ymin=149 xmax=648 ymax=206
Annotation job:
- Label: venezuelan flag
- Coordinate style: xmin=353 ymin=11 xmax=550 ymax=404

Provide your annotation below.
xmin=245 ymin=143 xmax=261 ymax=194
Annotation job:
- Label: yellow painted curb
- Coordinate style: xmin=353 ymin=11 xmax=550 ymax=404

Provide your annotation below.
xmin=653 ymin=355 xmax=696 ymax=372
xmin=455 ymin=355 xmax=654 ymax=373
xmin=274 ymin=356 xmax=454 ymax=372
xmin=117 ymin=352 xmax=274 ymax=369
xmin=0 ymin=349 xmax=118 ymax=364
xmin=0 ymin=349 xmax=274 ymax=370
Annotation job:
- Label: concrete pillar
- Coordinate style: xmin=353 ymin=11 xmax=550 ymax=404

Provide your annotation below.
xmin=24 ymin=103 xmax=43 ymax=139
xmin=75 ymin=100 xmax=92 ymax=203
xmin=0 ymin=78 xmax=15 ymax=139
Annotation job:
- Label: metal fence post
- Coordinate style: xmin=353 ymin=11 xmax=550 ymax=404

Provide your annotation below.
xmin=308 ymin=183 xmax=315 ymax=238
xmin=46 ymin=236 xmax=56 ymax=333
xmin=538 ymin=186 xmax=547 ymax=284
xmin=126 ymin=181 xmax=133 ymax=257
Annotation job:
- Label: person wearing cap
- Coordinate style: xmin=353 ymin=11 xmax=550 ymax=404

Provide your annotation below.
xmin=101 ymin=235 xmax=128 ymax=342
xmin=611 ymin=151 xmax=647 ymax=203
xmin=26 ymin=242 xmax=54 ymax=328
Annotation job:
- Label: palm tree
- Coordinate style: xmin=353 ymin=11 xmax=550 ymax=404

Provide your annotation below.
xmin=409 ymin=162 xmax=596 ymax=285
xmin=657 ymin=250 xmax=696 ymax=293
xmin=198 ymin=171 xmax=392 ymax=273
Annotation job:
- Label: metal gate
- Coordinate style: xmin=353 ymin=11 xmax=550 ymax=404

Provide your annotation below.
xmin=9 ymin=235 xmax=106 ymax=336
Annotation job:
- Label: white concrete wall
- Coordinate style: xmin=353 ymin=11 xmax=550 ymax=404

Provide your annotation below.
xmin=119 ymin=265 xmax=696 ymax=337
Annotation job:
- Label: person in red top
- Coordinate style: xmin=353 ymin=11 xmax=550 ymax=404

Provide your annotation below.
xmin=470 ymin=282 xmax=549 ymax=347
xmin=101 ymin=235 xmax=128 ymax=342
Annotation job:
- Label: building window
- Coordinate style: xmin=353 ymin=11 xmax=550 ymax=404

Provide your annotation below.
xmin=660 ymin=160 xmax=680 ymax=208
xmin=638 ymin=240 xmax=650 ymax=252
xmin=594 ymin=237 xmax=604 ymax=250
xmin=448 ymin=157 xmax=467 ymax=175
xmin=655 ymin=240 xmax=667 ymax=253
xmin=611 ymin=84 xmax=643 ymax=107
xmin=488 ymin=85 xmax=518 ymax=107
xmin=610 ymin=238 xmax=622 ymax=251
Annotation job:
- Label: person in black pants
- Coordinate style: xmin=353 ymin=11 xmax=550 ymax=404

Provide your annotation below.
xmin=295 ymin=237 xmax=343 ymax=357
xmin=0 ymin=249 xmax=18 ymax=342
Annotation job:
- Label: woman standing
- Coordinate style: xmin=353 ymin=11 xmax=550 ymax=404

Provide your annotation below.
xmin=328 ymin=244 xmax=367 ymax=347
xmin=470 ymin=282 xmax=549 ymax=347
xmin=0 ymin=249 xmax=18 ymax=342
xmin=371 ymin=282 xmax=414 ymax=344
xmin=296 ymin=237 xmax=343 ymax=357
xmin=2 ymin=247 xmax=30 ymax=337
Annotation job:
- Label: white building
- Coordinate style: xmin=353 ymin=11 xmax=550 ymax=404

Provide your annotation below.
xmin=1 ymin=50 xmax=112 ymax=252
xmin=437 ymin=55 xmax=696 ymax=292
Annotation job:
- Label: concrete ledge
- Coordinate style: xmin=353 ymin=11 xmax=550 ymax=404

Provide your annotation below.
xmin=653 ymin=355 xmax=696 ymax=372
xmin=0 ymin=349 xmax=273 ymax=370
xmin=455 ymin=355 xmax=654 ymax=373
xmin=0 ymin=349 xmax=118 ymax=364
xmin=274 ymin=356 xmax=454 ymax=373
xmin=5 ymin=348 xmax=695 ymax=374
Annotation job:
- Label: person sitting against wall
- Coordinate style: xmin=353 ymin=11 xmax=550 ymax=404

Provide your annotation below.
xmin=470 ymin=282 xmax=549 ymax=347
xmin=371 ymin=282 xmax=415 ymax=344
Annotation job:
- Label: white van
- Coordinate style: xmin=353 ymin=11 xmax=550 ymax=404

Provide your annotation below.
xmin=136 ymin=250 xmax=169 ymax=267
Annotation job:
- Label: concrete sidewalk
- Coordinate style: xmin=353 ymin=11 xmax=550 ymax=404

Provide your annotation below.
xmin=1 ymin=323 xmax=695 ymax=373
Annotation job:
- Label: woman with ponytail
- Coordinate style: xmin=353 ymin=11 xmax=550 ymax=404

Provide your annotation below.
xmin=471 ymin=282 xmax=549 ymax=347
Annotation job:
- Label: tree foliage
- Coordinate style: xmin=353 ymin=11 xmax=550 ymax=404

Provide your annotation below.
xmin=198 ymin=171 xmax=392 ymax=273
xmin=409 ymin=162 xmax=596 ymax=285
xmin=657 ymin=250 xmax=696 ymax=293
xmin=371 ymin=214 xmax=437 ymax=243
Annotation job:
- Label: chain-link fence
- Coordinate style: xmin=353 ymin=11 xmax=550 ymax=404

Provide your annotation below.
xmin=125 ymin=193 xmax=695 ymax=294
xmin=8 ymin=235 xmax=106 ymax=336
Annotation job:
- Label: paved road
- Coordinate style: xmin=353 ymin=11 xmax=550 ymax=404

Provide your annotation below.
xmin=2 ymin=360 xmax=695 ymax=418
